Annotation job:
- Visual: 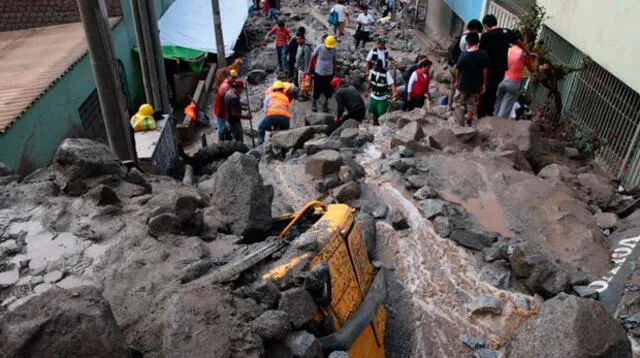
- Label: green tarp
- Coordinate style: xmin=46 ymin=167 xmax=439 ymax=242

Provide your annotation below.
xmin=134 ymin=45 xmax=207 ymax=74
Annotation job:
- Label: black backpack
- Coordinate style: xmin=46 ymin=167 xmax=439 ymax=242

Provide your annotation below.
xmin=447 ymin=35 xmax=463 ymax=66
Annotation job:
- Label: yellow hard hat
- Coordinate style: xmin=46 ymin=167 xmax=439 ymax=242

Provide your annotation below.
xmin=138 ymin=104 xmax=154 ymax=116
xmin=230 ymin=69 xmax=238 ymax=77
xmin=272 ymin=81 xmax=286 ymax=90
xmin=325 ymin=35 xmax=337 ymax=49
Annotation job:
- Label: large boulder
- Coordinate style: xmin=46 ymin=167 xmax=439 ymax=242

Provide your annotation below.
xmin=53 ymin=138 xmax=125 ymax=181
xmin=0 ymin=286 xmax=132 ymax=358
xmin=476 ymin=117 xmax=544 ymax=167
xmin=162 ymin=285 xmax=264 ymax=358
xmin=505 ymin=293 xmax=632 ymax=358
xmin=304 ymin=137 xmax=342 ymax=155
xmin=305 ymin=113 xmax=334 ymax=127
xmin=271 ymin=125 xmax=328 ymax=150
xmin=247 ymin=69 xmax=268 ymax=85
xmin=210 ymin=153 xmax=273 ymax=237
xmin=305 ymin=150 xmax=344 ymax=179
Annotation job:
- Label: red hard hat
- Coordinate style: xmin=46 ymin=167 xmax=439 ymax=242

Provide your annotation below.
xmin=331 ymin=77 xmax=343 ymax=89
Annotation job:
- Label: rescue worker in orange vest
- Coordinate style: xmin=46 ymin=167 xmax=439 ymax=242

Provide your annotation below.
xmin=258 ymin=81 xmax=292 ymax=145
xmin=406 ymin=58 xmax=433 ymax=110
xmin=264 ymin=80 xmax=299 ymax=101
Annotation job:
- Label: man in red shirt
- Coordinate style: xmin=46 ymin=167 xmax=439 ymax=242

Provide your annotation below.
xmin=264 ymin=20 xmax=291 ymax=72
xmin=213 ymin=70 xmax=239 ymax=141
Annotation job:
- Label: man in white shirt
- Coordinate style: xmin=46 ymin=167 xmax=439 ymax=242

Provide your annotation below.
xmin=330 ymin=0 xmax=348 ymax=38
xmin=366 ymin=39 xmax=391 ymax=74
xmin=355 ymin=6 xmax=375 ymax=49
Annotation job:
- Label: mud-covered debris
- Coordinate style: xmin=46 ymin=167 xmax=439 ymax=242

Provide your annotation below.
xmin=271 ymin=126 xmax=329 ymax=150
xmin=305 ymin=112 xmax=334 ymax=127
xmin=332 ymin=182 xmax=361 ymax=203
xmin=572 ymin=285 xmax=599 ymax=299
xmin=418 ymin=199 xmax=448 ymax=219
xmin=460 ymin=333 xmax=487 ymax=350
xmin=338 ymin=165 xmax=357 ymax=184
xmin=210 ymin=153 xmax=274 ymax=237
xmin=304 ymin=137 xmax=342 ymax=155
xmin=315 ymin=174 xmax=341 ymax=194
xmin=210 ymin=240 xmax=285 ymax=284
xmin=372 ymin=205 xmax=389 ymax=219
xmin=595 ymin=212 xmax=619 ymax=230
xmin=414 ymin=185 xmax=438 ymax=200
xmin=148 ymin=213 xmax=180 ymax=238
xmin=305 ymin=150 xmax=344 ymax=179
xmin=278 ymin=288 xmax=318 ymax=328
xmin=449 ymin=230 xmax=497 ymax=251
xmin=250 ymin=310 xmax=292 ymax=340
xmin=506 ymin=293 xmax=632 ymax=358
xmin=470 ymin=348 xmax=499 ymax=358
xmin=0 ymin=286 xmax=132 ymax=358
xmin=466 ymin=295 xmax=503 ymax=315
xmin=284 ymin=330 xmax=323 ymax=358
xmin=479 ymin=262 xmax=511 ymax=289
xmin=389 ymin=158 xmax=416 ymax=173
xmin=238 ymin=280 xmax=282 ymax=309
xmin=389 ymin=209 xmax=410 ymax=230
xmin=247 ymin=69 xmax=268 ymax=84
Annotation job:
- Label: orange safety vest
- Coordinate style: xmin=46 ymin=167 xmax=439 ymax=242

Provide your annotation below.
xmin=266 ymin=91 xmax=292 ymax=118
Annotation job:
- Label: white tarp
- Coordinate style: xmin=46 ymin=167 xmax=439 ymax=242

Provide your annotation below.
xmin=158 ymin=0 xmax=251 ymax=55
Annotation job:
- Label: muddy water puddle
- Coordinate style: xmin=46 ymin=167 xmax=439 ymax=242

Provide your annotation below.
xmin=440 ymin=190 xmax=512 ymax=237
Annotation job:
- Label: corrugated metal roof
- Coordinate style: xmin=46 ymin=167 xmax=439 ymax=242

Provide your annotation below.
xmin=0 ymin=18 xmax=120 ymax=134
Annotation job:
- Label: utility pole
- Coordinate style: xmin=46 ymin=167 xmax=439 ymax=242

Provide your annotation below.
xmin=76 ymin=0 xmax=135 ymax=161
xmin=212 ymin=0 xmax=227 ymax=67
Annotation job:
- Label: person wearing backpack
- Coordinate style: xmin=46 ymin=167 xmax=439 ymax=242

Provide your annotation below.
xmin=366 ymin=59 xmax=397 ymax=125
xmin=447 ymin=19 xmax=483 ymax=109
xmin=330 ymin=0 xmax=349 ymax=38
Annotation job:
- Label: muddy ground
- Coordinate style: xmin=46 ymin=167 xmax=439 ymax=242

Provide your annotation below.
xmin=1 ymin=1 xmax=639 ymax=357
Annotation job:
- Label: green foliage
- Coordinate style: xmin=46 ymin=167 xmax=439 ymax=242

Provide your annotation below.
xmin=569 ymin=122 xmax=607 ymax=159
xmin=517 ymin=4 xmax=548 ymax=48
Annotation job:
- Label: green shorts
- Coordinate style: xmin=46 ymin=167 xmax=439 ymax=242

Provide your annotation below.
xmin=368 ymin=97 xmax=389 ymax=117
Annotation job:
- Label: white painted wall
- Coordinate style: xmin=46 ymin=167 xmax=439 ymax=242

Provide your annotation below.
xmin=538 ymin=0 xmax=640 ymax=93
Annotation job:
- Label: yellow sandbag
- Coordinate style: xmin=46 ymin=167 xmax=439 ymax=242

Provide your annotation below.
xmin=130 ymin=114 xmax=157 ymax=131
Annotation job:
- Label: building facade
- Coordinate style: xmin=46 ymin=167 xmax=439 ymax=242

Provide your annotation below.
xmin=0 ymin=0 xmax=175 ymax=175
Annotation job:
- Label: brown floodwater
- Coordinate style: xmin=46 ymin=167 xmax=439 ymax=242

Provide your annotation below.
xmin=440 ymin=190 xmax=512 ymax=238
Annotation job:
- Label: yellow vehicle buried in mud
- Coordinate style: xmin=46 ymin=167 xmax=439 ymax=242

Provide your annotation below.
xmin=263 ymin=202 xmax=388 ymax=357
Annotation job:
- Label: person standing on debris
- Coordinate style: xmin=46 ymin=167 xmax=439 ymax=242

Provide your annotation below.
xmin=333 ymin=77 xmax=366 ymax=126
xmin=407 ymin=59 xmax=433 ymax=110
xmin=494 ymin=36 xmax=536 ymax=118
xmin=308 ymin=35 xmax=338 ymax=112
xmin=447 ymin=19 xmax=483 ymax=110
xmin=366 ymin=59 xmax=397 ymax=125
xmin=286 ymin=27 xmax=306 ymax=85
xmin=214 ymin=70 xmax=239 ymax=141
xmin=330 ymin=0 xmax=349 ymax=38
xmin=295 ymin=33 xmax=314 ymax=100
xmin=453 ymin=32 xmax=489 ymax=127
xmin=355 ymin=6 xmax=374 ymax=50
xmin=366 ymin=39 xmax=391 ymax=74
xmin=478 ymin=14 xmax=530 ymax=117
xmin=225 ymin=80 xmax=253 ymax=142
xmin=258 ymin=81 xmax=292 ymax=145
xmin=265 ymin=20 xmax=291 ymax=72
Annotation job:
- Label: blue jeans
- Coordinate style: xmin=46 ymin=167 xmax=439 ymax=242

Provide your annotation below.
xmin=277 ymin=45 xmax=288 ymax=70
xmin=216 ymin=116 xmax=228 ymax=134
xmin=258 ymin=115 xmax=290 ymax=144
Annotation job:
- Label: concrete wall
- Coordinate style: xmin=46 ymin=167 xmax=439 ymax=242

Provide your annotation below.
xmin=538 ymin=0 xmax=640 ymax=94
xmin=425 ymin=0 xmax=455 ymax=44
xmin=444 ymin=0 xmax=488 ymax=23
xmin=0 ymin=21 xmax=142 ymax=174
xmin=0 ymin=0 xmax=122 ymax=31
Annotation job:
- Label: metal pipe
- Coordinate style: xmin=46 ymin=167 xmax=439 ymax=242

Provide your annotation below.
xmin=212 ymin=0 xmax=227 ymax=67
xmin=145 ymin=0 xmax=171 ymax=114
xmin=130 ymin=0 xmax=154 ymax=107
xmin=77 ymin=0 xmax=136 ymax=161
xmin=138 ymin=0 xmax=163 ymax=110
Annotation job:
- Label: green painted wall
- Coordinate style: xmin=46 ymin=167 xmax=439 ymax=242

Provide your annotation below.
xmin=0 ymin=20 xmax=142 ymax=175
